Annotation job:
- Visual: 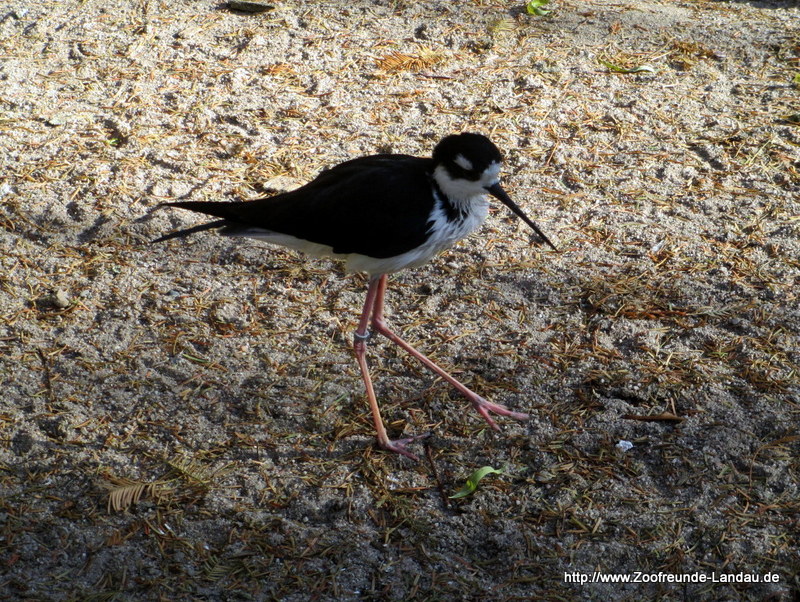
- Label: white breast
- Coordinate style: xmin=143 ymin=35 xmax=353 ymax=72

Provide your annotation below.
xmin=344 ymin=185 xmax=489 ymax=275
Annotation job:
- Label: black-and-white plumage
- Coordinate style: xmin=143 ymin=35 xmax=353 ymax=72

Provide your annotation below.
xmin=155 ymin=133 xmax=556 ymax=460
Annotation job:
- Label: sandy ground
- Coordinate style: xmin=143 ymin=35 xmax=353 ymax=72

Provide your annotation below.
xmin=1 ymin=0 xmax=799 ymax=599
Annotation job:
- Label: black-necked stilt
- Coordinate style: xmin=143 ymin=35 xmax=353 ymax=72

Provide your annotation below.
xmin=154 ymin=132 xmax=556 ymax=460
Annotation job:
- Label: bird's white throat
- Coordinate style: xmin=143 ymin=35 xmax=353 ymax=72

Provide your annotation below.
xmin=432 ymin=161 xmax=501 ymax=203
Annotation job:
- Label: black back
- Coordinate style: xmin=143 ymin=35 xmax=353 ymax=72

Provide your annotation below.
xmin=164 ymin=154 xmax=438 ymax=258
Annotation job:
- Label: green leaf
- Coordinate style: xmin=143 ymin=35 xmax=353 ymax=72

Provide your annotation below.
xmin=449 ymin=466 xmax=505 ymax=499
xmin=598 ymin=59 xmax=657 ymax=74
xmin=526 ymin=0 xmax=552 ymax=16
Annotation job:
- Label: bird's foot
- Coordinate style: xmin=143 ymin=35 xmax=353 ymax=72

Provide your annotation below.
xmin=470 ymin=396 xmax=529 ymax=431
xmin=378 ymin=432 xmax=431 ymax=462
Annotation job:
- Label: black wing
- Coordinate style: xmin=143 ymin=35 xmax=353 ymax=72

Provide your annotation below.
xmin=155 ymin=154 xmax=437 ymax=258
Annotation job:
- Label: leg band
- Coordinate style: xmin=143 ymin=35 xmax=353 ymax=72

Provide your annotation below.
xmin=354 ymin=330 xmax=372 ymax=343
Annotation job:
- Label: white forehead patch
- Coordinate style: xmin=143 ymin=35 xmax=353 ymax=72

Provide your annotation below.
xmin=479 ymin=161 xmax=501 ymax=186
xmin=453 ymin=154 xmax=473 ymax=171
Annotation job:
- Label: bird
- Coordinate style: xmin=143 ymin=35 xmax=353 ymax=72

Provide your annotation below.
xmin=153 ymin=132 xmax=557 ymax=460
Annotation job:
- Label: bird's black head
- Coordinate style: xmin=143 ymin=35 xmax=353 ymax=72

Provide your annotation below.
xmin=432 ymin=132 xmax=557 ymax=251
xmin=432 ymin=132 xmax=504 ymax=184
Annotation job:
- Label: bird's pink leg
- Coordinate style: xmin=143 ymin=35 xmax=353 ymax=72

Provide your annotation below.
xmin=369 ymin=275 xmax=529 ymax=429
xmin=353 ymin=276 xmax=425 ymax=460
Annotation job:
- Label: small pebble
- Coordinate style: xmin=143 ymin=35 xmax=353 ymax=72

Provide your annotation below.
xmin=53 ymin=289 xmax=71 ymax=309
xmin=616 ymin=440 xmax=634 ymax=452
xmin=228 ymin=1 xmax=274 ymax=13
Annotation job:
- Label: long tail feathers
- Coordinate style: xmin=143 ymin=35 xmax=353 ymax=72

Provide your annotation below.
xmin=151 ymin=200 xmax=244 ymax=243
xmin=152 ymin=219 xmax=229 ymax=243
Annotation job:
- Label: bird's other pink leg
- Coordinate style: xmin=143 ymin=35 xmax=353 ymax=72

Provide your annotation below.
xmin=369 ymin=275 xmax=529 ymax=429
xmin=353 ymin=275 xmax=424 ymax=460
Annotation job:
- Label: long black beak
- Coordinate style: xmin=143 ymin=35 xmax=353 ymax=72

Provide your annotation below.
xmin=487 ymin=183 xmax=558 ymax=251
